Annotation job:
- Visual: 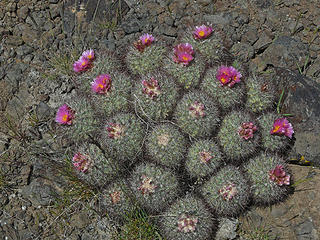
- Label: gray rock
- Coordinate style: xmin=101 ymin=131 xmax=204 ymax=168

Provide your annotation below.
xmin=122 ymin=18 xmax=140 ymax=34
xmin=49 ymin=4 xmax=61 ymax=19
xmin=17 ymin=6 xmax=29 ymax=20
xmin=216 ymin=218 xmax=239 ymax=240
xmin=15 ymin=45 xmax=34 ymax=57
xmin=230 ymin=42 xmax=255 ymax=62
xmin=36 ymin=102 xmax=53 ymax=121
xmin=275 ymin=68 xmax=320 ymax=166
xmin=262 ymin=36 xmax=309 ymax=70
xmin=295 ymin=219 xmax=317 ymax=240
xmin=306 ymin=58 xmax=320 ymax=80
xmin=5 ymin=36 xmax=24 ymax=46
xmin=70 ymin=212 xmax=90 ymax=228
xmin=241 ymin=26 xmax=259 ymax=45
xmin=20 ymin=178 xmax=56 ymax=206
xmin=253 ymin=30 xmax=273 ymax=53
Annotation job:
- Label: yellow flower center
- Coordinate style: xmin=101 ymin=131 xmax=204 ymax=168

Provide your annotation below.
xmin=62 ymin=114 xmax=68 ymax=122
xmin=98 ymin=83 xmax=104 ymax=89
xmin=273 ymin=125 xmax=280 ymax=132
xmin=221 ymin=77 xmax=226 ymax=83
xmin=199 ymin=30 xmax=205 ymax=37
xmin=81 ymin=61 xmax=86 ymax=66
xmin=183 ymin=55 xmax=189 ymax=61
xmin=145 ymin=38 xmax=148 ymax=43
xmin=88 ymin=54 xmax=92 ymax=59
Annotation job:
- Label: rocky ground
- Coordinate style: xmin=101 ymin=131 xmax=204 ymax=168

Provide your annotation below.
xmin=0 ymin=0 xmax=319 ymax=239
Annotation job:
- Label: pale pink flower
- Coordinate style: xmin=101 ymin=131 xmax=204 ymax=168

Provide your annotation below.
xmin=139 ymin=33 xmax=155 ymax=46
xmin=106 ymin=123 xmax=125 ymax=139
xmin=189 ymin=101 xmax=206 ymax=118
xmin=173 ymin=43 xmax=194 ymax=66
xmin=82 ymin=49 xmax=95 ymax=61
xmin=55 ymin=104 xmax=75 ymax=125
xmin=177 ymin=214 xmax=198 ymax=233
xmin=91 ymin=74 xmax=112 ymax=94
xmin=193 ymin=25 xmax=213 ymax=40
xmin=73 ymin=56 xmax=91 ymax=73
xmin=269 ymin=165 xmax=290 ymax=186
xmin=142 ymin=78 xmax=161 ymax=99
xmin=238 ymin=122 xmax=258 ymax=140
xmin=219 ymin=183 xmax=238 ymax=201
xmin=72 ymin=153 xmax=91 ymax=173
xmin=270 ymin=118 xmax=294 ymax=139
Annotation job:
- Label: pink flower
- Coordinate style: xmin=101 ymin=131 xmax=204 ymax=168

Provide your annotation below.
xmin=139 ymin=33 xmax=155 ymax=46
xmin=142 ymin=78 xmax=161 ymax=99
xmin=269 ymin=165 xmax=290 ymax=186
xmin=219 ymin=183 xmax=238 ymax=201
xmin=189 ymin=101 xmax=206 ymax=118
xmin=55 ymin=104 xmax=75 ymax=125
xmin=138 ymin=175 xmax=157 ymax=195
xmin=216 ymin=66 xmax=242 ymax=87
xmin=106 ymin=123 xmax=125 ymax=139
xmin=82 ymin=49 xmax=95 ymax=61
xmin=270 ymin=118 xmax=294 ymax=139
xmin=91 ymin=74 xmax=112 ymax=94
xmin=73 ymin=56 xmax=91 ymax=73
xmin=193 ymin=25 xmax=213 ymax=40
xmin=72 ymin=153 xmax=91 ymax=173
xmin=238 ymin=122 xmax=258 ymax=140
xmin=177 ymin=214 xmax=198 ymax=233
xmin=216 ymin=66 xmax=232 ymax=86
xmin=228 ymin=66 xmax=242 ymax=87
xmin=173 ymin=43 xmax=194 ymax=66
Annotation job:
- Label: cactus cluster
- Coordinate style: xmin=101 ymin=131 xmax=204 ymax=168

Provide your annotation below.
xmin=53 ymin=24 xmax=295 ymax=239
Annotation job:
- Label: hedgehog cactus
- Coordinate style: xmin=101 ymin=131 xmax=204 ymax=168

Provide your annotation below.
xmin=52 ymin=25 xmax=296 ymax=239
xmin=98 ymin=179 xmax=136 ymax=222
xmin=126 ymin=34 xmax=166 ymax=75
xmin=201 ymin=66 xmax=245 ymax=111
xmin=60 ymin=96 xmax=99 ymax=142
xmin=174 ymin=91 xmax=220 ymax=138
xmin=258 ymin=112 xmax=291 ymax=152
xmin=128 ymin=163 xmax=179 ymax=213
xmin=89 ymin=71 xmax=132 ymax=117
xmin=145 ymin=123 xmax=187 ymax=168
xmin=217 ymin=110 xmax=259 ymax=160
xmin=245 ymin=74 xmax=277 ymax=113
xmin=70 ymin=143 xmax=120 ymax=187
xmin=201 ymin=166 xmax=251 ymax=217
xmin=165 ymin=46 xmax=206 ymax=89
xmin=102 ymin=113 xmax=145 ymax=163
xmin=132 ymin=73 xmax=179 ymax=121
xmin=185 ymin=139 xmax=223 ymax=178
xmin=158 ymin=194 xmax=215 ymax=240
xmin=245 ymin=153 xmax=291 ymax=205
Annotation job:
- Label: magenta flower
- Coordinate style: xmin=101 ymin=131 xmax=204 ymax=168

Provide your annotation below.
xmin=228 ymin=66 xmax=242 ymax=87
xmin=270 ymin=118 xmax=294 ymax=139
xmin=72 ymin=153 xmax=91 ymax=173
xmin=139 ymin=33 xmax=155 ymax=46
xmin=173 ymin=43 xmax=194 ymax=66
xmin=216 ymin=66 xmax=232 ymax=86
xmin=142 ymin=78 xmax=161 ymax=99
xmin=55 ymin=104 xmax=75 ymax=125
xmin=216 ymin=66 xmax=242 ymax=87
xmin=91 ymin=74 xmax=112 ymax=94
xmin=73 ymin=56 xmax=91 ymax=73
xmin=82 ymin=49 xmax=95 ymax=61
xmin=177 ymin=214 xmax=198 ymax=233
xmin=269 ymin=165 xmax=290 ymax=186
xmin=189 ymin=101 xmax=206 ymax=118
xmin=238 ymin=122 xmax=258 ymax=140
xmin=193 ymin=25 xmax=213 ymax=40
xmin=219 ymin=183 xmax=238 ymax=201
